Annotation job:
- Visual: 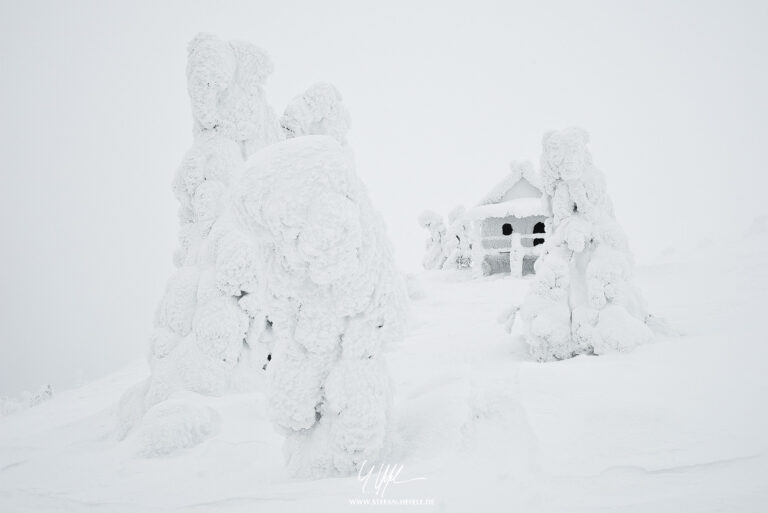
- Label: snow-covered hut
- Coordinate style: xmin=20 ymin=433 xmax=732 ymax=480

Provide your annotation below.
xmin=465 ymin=161 xmax=550 ymax=277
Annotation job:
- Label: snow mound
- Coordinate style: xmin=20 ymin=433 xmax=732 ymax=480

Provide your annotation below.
xmin=134 ymin=399 xmax=221 ymax=458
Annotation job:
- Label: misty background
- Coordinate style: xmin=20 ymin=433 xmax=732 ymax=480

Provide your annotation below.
xmin=1 ymin=0 xmax=766 ymax=395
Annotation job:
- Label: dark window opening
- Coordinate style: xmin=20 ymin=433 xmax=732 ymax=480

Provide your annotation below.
xmin=502 ymin=223 xmax=513 ymax=236
xmin=533 ymin=221 xmax=545 ymax=246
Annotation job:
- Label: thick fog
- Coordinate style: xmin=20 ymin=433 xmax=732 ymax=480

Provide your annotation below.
xmin=1 ymin=0 xmax=766 ymax=394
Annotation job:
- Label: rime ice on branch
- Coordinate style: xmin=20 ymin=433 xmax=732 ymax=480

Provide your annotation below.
xmin=235 ymin=135 xmax=406 ymax=477
xmin=515 ymin=128 xmax=653 ymax=361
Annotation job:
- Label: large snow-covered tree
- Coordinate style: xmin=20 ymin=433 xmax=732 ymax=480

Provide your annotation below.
xmin=124 ymin=34 xmax=282 ymax=417
xmin=515 ymin=127 xmax=653 ymax=361
xmin=120 ymin=34 xmax=406 ymax=474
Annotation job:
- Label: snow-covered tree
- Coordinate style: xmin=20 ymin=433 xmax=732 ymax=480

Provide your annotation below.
xmin=443 ymin=205 xmax=472 ymax=270
xmin=1 ymin=384 xmax=53 ymax=417
xmin=516 ymin=127 xmax=653 ymax=361
xmin=418 ymin=210 xmax=448 ymax=270
xmin=120 ymin=34 xmax=405 ymax=476
xmin=280 ymin=82 xmax=351 ymax=145
xmin=185 ymin=33 xmax=283 ymax=157
xmin=119 ymin=33 xmax=283 ymax=451
xmin=235 ymin=135 xmax=406 ymax=477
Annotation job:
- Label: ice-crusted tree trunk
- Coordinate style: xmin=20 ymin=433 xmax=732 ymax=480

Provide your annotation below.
xmin=118 ymin=33 xmax=283 ymax=451
xmin=418 ymin=210 xmax=448 ymax=270
xmin=516 ymin=127 xmax=653 ymax=361
xmin=443 ymin=205 xmax=472 ymax=270
xmin=235 ymin=133 xmax=406 ymax=477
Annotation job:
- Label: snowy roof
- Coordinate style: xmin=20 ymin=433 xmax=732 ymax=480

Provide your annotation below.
xmin=464 ymin=197 xmax=549 ymax=221
xmin=479 ymin=160 xmax=543 ymax=206
xmin=465 ymin=160 xmax=549 ymax=220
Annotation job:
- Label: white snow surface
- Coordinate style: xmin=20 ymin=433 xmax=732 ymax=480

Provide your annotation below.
xmin=1 ymin=234 xmax=766 ymax=512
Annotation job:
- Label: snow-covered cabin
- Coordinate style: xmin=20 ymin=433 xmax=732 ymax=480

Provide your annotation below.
xmin=465 ymin=161 xmax=550 ymax=277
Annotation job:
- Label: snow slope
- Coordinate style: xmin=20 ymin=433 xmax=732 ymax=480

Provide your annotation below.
xmin=1 ymin=233 xmax=766 ymax=512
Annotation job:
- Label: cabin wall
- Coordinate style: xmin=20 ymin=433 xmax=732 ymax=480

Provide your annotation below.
xmin=471 ymin=214 xmax=548 ymax=276
xmin=479 ymin=215 xmax=547 ymax=251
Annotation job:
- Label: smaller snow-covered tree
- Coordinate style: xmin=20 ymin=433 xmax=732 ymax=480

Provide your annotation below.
xmin=418 ymin=210 xmax=448 ymax=270
xmin=237 ymin=135 xmax=406 ymax=478
xmin=516 ymin=127 xmax=653 ymax=361
xmin=443 ymin=205 xmax=472 ymax=269
xmin=0 ymin=385 xmax=53 ymax=417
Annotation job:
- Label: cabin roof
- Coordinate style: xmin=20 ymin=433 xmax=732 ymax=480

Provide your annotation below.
xmin=479 ymin=160 xmax=543 ymax=206
xmin=466 ymin=160 xmax=550 ymax=221
xmin=464 ymin=197 xmax=549 ymax=221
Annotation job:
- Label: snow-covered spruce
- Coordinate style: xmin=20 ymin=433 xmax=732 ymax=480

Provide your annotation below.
xmin=119 ymin=33 xmax=282 ymax=452
xmin=515 ymin=128 xmax=653 ymax=361
xmin=235 ymin=135 xmax=406 ymax=477
xmin=418 ymin=210 xmax=449 ymax=270
xmin=186 ymin=33 xmax=283 ymax=157
xmin=0 ymin=385 xmax=53 ymax=417
xmin=442 ymin=205 xmax=472 ymax=270
xmin=121 ymin=34 xmax=405 ymax=474
xmin=280 ymin=82 xmax=351 ymax=145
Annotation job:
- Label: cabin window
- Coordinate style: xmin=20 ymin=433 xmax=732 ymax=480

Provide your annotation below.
xmin=533 ymin=222 xmax=545 ymax=246
xmin=502 ymin=223 xmax=513 ymax=236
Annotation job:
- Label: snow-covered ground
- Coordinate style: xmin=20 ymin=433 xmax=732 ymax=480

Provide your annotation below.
xmin=1 ymin=232 xmax=766 ymax=512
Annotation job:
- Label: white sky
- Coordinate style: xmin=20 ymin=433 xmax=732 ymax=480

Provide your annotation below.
xmin=1 ymin=0 xmax=766 ymax=394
